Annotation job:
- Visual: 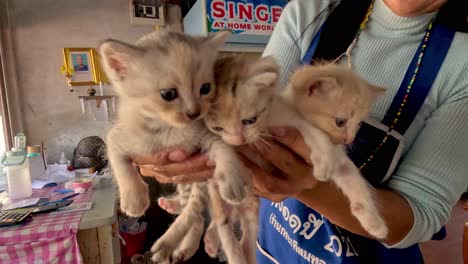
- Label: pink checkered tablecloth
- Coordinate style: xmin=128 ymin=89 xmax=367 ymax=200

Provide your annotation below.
xmin=0 ymin=185 xmax=93 ymax=264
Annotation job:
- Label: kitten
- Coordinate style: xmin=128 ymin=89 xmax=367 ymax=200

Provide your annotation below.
xmin=100 ymin=29 xmax=250 ymax=263
xmin=156 ymin=56 xmax=388 ymax=263
xmin=204 ymin=56 xmax=389 ymax=248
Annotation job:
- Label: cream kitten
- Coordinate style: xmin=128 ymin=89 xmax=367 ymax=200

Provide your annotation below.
xmin=100 ymin=29 xmax=250 ymax=263
xmin=204 ymin=56 xmax=389 ymax=242
xmin=155 ymin=56 xmax=388 ymax=264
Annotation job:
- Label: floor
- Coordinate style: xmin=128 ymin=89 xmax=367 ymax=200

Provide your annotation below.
xmin=420 ymin=198 xmax=467 ymax=264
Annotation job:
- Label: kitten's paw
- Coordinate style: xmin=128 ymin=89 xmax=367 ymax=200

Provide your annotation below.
xmin=204 ymin=242 xmax=219 ymax=258
xmin=351 ymin=202 xmax=388 ymax=239
xmin=219 ymin=184 xmax=247 ymax=204
xmin=158 ymin=197 xmax=182 ymax=215
xmin=119 ymin=183 xmax=149 ymax=217
xmin=172 ymin=245 xmax=198 ymax=263
xmin=310 ymin=142 xmax=337 ymax=181
xmin=204 ymin=227 xmax=220 ymax=258
xmin=151 ymin=241 xmax=172 ymax=264
xmin=362 ymin=217 xmax=388 ymax=239
xmin=311 ymin=153 xmax=334 ymax=181
xmin=369 ymin=223 xmax=389 ymax=240
xmin=362 ymin=214 xmax=388 ymax=239
xmin=172 ymin=217 xmax=204 ymax=262
xmin=215 ymin=168 xmax=248 ymax=204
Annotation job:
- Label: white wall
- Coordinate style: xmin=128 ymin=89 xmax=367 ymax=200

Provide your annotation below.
xmin=10 ymin=0 xmax=247 ymax=163
xmin=11 ymin=0 xmax=155 ymax=162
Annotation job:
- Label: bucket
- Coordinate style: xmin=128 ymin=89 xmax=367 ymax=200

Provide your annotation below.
xmin=120 ymin=226 xmax=147 ymax=263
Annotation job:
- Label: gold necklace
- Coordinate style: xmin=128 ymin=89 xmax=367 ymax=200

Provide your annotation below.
xmin=333 ymin=0 xmax=375 ymax=66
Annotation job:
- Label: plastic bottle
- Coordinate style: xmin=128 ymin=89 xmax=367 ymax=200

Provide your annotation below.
xmin=27 ymin=148 xmax=46 ymax=180
xmin=58 ymin=152 xmax=68 ymax=164
xmin=2 ymin=151 xmax=32 ymax=200
xmin=14 ymin=133 xmax=27 ymax=151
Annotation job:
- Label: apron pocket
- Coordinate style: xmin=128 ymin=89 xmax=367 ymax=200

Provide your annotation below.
xmin=347 ymin=119 xmax=405 ymax=186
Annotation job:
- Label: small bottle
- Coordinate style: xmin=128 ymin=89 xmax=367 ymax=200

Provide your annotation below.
xmin=58 ymin=152 xmax=68 ymax=164
xmin=2 ymin=151 xmax=32 ymax=200
xmin=27 ymin=146 xmax=46 ymax=180
xmin=14 ymin=133 xmax=27 ymax=151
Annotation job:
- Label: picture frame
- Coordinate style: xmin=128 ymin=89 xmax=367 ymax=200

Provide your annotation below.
xmin=62 ymin=48 xmax=99 ymax=86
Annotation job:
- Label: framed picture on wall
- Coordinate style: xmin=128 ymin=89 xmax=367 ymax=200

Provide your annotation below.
xmin=62 ymin=48 xmax=99 ymax=86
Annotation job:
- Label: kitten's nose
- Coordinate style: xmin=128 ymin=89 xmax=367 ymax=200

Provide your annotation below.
xmin=230 ymin=135 xmax=245 ymax=146
xmin=344 ymin=135 xmax=354 ymax=145
xmin=186 ymin=111 xmax=201 ymax=120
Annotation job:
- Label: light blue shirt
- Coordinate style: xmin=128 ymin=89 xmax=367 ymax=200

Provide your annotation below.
xmin=263 ymin=0 xmax=468 ymax=248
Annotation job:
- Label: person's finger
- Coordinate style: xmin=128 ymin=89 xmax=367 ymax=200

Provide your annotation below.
xmin=154 ymin=170 xmax=214 ymax=184
xmin=239 ymin=154 xmax=299 ymax=195
xmin=138 ymin=164 xmax=159 ymax=177
xmin=268 ymin=127 xmax=311 ymax=163
xmin=253 ymin=187 xmax=286 ymax=203
xmin=132 ymin=149 xmax=188 ymax=166
xmin=153 ymin=153 xmax=214 ymax=177
xmin=154 ymin=173 xmax=175 ymax=184
xmin=250 ymin=140 xmax=313 ymax=184
xmin=171 ymin=170 xmax=215 ymax=184
xmin=139 ymin=164 xmax=214 ymax=184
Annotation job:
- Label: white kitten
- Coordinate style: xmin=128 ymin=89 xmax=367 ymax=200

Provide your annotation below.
xmin=100 ymin=29 xmax=250 ymax=263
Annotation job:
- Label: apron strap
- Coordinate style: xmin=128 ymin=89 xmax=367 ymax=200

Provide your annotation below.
xmin=299 ymin=3 xmax=456 ymax=242
xmin=308 ymin=0 xmax=372 ymax=63
xmin=301 ymin=25 xmax=323 ymax=65
xmin=382 ymin=22 xmax=456 ymax=134
xmin=301 ymin=2 xmax=456 ymax=135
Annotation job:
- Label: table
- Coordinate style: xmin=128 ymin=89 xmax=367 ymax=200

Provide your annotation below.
xmin=0 ymin=185 xmax=94 ymax=264
xmin=77 ymin=180 xmax=121 ymax=264
xmin=0 ymin=179 xmax=120 ymax=264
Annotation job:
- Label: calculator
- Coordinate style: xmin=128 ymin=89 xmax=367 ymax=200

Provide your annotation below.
xmin=0 ymin=208 xmax=33 ymax=227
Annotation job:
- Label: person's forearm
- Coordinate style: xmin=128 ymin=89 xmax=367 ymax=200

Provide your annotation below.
xmin=295 ymin=181 xmax=413 ymax=245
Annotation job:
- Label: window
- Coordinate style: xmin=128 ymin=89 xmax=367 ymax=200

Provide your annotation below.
xmin=0 ymin=0 xmax=24 ymax=152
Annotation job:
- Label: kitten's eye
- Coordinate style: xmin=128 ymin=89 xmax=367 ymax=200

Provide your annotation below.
xmin=335 ymin=117 xmax=347 ymax=128
xmin=160 ymin=88 xmax=178 ymax=101
xmin=212 ymin=127 xmax=223 ymax=132
xmin=200 ymin=83 xmax=211 ymax=95
xmin=242 ymin=116 xmax=257 ymax=125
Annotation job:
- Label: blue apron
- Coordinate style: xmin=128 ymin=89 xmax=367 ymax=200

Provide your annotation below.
xmin=256 ymin=19 xmax=455 ymax=264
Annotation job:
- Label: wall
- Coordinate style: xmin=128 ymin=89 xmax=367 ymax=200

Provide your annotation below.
xmin=11 ymin=0 xmax=155 ymax=162
xmin=10 ymin=0 xmax=256 ymax=163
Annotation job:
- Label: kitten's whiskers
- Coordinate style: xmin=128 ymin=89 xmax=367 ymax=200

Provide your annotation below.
xmin=253 ymin=135 xmax=273 ymax=154
xmin=259 ymin=132 xmax=278 ymax=141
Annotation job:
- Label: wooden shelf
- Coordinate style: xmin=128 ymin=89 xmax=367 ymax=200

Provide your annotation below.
xmin=78 ymin=96 xmax=117 ymax=121
xmin=78 ymin=96 xmax=116 ymax=100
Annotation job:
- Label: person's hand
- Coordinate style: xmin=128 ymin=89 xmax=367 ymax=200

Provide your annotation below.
xmin=132 ymin=149 xmax=215 ymax=184
xmin=241 ymin=127 xmax=318 ymax=202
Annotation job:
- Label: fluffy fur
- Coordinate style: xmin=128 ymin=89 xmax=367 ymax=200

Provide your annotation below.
xmin=160 ymin=56 xmax=389 ymax=263
xmin=100 ymin=29 xmax=250 ymax=263
xmin=203 ymin=56 xmax=389 ymax=252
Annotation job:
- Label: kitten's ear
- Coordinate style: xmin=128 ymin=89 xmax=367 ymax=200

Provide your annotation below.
xmin=248 ymin=72 xmax=278 ymax=88
xmin=306 ymin=77 xmax=338 ymax=96
xmin=369 ymin=85 xmax=386 ymax=99
xmin=251 ymin=56 xmax=280 ymax=74
xmin=205 ymin=31 xmax=231 ymax=50
xmin=247 ymin=56 xmax=280 ymax=87
xmin=99 ymin=39 xmax=144 ymax=81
